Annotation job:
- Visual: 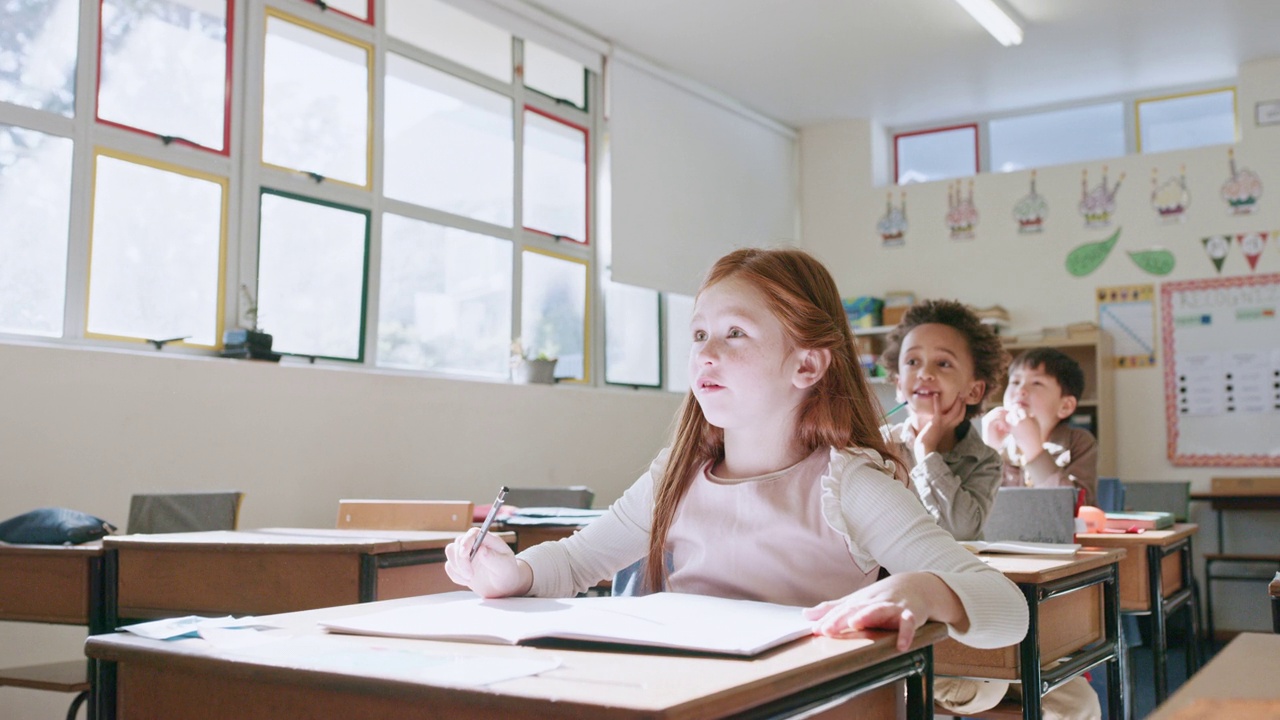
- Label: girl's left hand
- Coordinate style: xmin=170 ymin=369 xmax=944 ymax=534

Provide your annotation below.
xmin=803 ymin=573 xmax=964 ymax=651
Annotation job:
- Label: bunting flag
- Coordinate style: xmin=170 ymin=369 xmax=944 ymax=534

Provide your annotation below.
xmin=1237 ymin=232 xmax=1268 ymax=271
xmin=1202 ymin=235 xmax=1231 ymax=273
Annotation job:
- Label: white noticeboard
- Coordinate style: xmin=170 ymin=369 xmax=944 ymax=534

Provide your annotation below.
xmin=1161 ymin=274 xmax=1280 ymax=466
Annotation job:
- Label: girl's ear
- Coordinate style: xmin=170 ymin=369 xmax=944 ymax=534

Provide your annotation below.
xmin=793 ymin=348 xmax=831 ymax=389
xmin=962 ymin=379 xmax=986 ymax=405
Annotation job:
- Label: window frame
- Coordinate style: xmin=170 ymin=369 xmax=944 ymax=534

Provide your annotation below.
xmin=1134 ymin=86 xmax=1238 ymax=154
xmin=893 ymin=123 xmax=979 ymax=186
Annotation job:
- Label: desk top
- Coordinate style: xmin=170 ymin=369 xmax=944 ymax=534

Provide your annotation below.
xmin=102 ymin=528 xmax=497 ymax=554
xmin=0 ymin=540 xmax=104 ymax=556
xmin=85 ymin=593 xmax=948 ymax=719
xmin=1147 ymin=633 xmax=1280 ymax=719
xmin=1075 ymin=523 xmax=1199 ymax=547
xmin=975 ymin=548 xmax=1125 ymax=585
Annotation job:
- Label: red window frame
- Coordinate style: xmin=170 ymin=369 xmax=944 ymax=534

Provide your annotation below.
xmin=298 ymin=0 xmax=374 ymax=25
xmin=94 ymin=0 xmax=235 ymax=156
xmin=522 ymin=106 xmax=590 ymax=246
xmin=892 ymin=123 xmax=979 ymax=185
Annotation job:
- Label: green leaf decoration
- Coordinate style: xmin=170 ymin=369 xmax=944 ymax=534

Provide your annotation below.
xmin=1066 ymin=228 xmax=1121 ymax=277
xmin=1128 ymin=249 xmax=1176 ymax=275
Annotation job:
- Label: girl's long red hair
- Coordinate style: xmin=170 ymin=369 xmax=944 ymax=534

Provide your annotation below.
xmin=645 ymin=247 xmax=901 ymax=592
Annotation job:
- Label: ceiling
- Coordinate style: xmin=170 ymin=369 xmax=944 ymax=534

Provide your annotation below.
xmin=527 ymin=0 xmax=1280 ymax=130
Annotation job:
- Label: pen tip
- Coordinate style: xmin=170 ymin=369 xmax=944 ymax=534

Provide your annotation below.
xmin=501 ymin=485 xmax=509 ymax=492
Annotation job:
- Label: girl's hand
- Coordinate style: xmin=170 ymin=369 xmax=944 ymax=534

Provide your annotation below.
xmin=443 ymin=527 xmax=533 ymax=598
xmin=981 ymin=406 xmax=1011 ymax=448
xmin=914 ymin=394 xmax=967 ymax=462
xmin=803 ymin=573 xmax=965 ymax=651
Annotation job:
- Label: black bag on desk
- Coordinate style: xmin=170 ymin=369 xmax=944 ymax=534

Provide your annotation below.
xmin=0 ymin=507 xmax=116 ymax=545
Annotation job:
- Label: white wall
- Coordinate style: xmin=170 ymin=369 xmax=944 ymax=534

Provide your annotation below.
xmin=800 ymin=56 xmax=1280 ymax=633
xmin=0 ymin=339 xmax=681 ymax=717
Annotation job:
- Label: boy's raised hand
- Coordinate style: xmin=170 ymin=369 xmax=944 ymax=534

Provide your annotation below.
xmin=913 ymin=394 xmax=968 ymax=462
xmin=981 ymin=406 xmax=1011 ymax=449
xmin=444 ymin=527 xmax=532 ymax=598
xmin=1006 ymin=406 xmax=1045 ymax=461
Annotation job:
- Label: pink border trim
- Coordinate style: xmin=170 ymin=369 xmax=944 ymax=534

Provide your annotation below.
xmin=1161 ymin=273 xmax=1280 ymax=466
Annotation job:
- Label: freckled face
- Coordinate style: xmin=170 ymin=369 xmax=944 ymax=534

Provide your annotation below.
xmin=895 ymin=323 xmax=984 ymax=423
xmin=688 ymin=277 xmax=807 ymax=432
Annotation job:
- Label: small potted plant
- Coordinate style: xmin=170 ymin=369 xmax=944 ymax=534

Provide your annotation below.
xmin=510 ymin=338 xmax=558 ymax=384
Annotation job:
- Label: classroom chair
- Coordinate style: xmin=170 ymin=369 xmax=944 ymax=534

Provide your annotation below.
xmin=126 ymin=491 xmax=244 ymax=534
xmin=0 ymin=491 xmax=244 ymax=719
xmin=503 ymin=486 xmax=595 ymax=509
xmin=336 ymin=499 xmax=473 ymax=531
xmin=1095 ymin=477 xmax=1125 ymax=513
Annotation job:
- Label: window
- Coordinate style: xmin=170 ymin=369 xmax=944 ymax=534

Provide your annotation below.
xmin=383 ymin=54 xmax=513 ymax=227
xmin=989 ymin=102 xmax=1124 ymax=173
xmin=1137 ymin=88 xmax=1237 ymax=153
xmin=604 ymin=281 xmax=660 ymax=387
xmin=262 ymin=10 xmax=371 ymax=187
xmin=0 ymin=125 xmax=73 ymax=337
xmin=385 ymin=0 xmax=511 ymax=83
xmin=522 ymin=108 xmax=588 ymax=242
xmin=0 ymin=0 xmax=79 ymax=116
xmin=97 ymin=0 xmax=231 ymax=153
xmin=663 ymin=293 xmax=694 ymax=393
xmin=86 ymin=152 xmax=227 ymax=347
xmin=256 ymin=191 xmax=369 ymax=360
xmin=523 ymin=41 xmax=586 ymax=110
xmin=521 ymin=249 xmax=588 ymax=382
xmin=894 ymin=125 xmax=977 ymax=185
xmin=302 ymin=0 xmax=370 ymax=23
xmin=378 ymin=213 xmax=512 ymax=377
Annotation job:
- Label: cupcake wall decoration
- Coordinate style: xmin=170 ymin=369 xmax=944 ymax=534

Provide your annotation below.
xmin=1013 ymin=171 xmax=1047 ymax=234
xmin=1151 ymin=166 xmax=1189 ymax=223
xmin=877 ymin=192 xmax=907 ymax=247
xmin=1079 ymin=166 xmax=1124 ymax=229
xmin=947 ymin=179 xmax=978 ymax=241
xmin=1221 ymin=148 xmax=1263 ymax=215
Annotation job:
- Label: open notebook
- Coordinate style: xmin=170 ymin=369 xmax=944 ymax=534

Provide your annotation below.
xmin=321 ymin=592 xmax=814 ymax=657
xmin=960 ymin=540 xmax=1081 ymax=555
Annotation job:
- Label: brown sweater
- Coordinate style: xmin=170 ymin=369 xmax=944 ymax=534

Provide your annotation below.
xmin=998 ymin=423 xmax=1098 ymax=507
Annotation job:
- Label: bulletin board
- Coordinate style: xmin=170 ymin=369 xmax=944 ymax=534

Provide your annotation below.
xmin=1162 ymin=273 xmax=1280 ymax=466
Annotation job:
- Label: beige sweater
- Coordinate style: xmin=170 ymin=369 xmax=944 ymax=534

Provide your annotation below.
xmin=519 ymin=445 xmax=1028 ymax=650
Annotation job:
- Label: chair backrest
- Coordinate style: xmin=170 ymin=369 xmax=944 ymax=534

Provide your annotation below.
xmin=336 ymin=499 xmax=473 ymax=531
xmin=982 ymin=487 xmax=1077 ymax=543
xmin=1095 ymin=477 xmax=1125 ymax=513
xmin=126 ymin=491 xmax=243 ymax=534
xmin=1122 ymin=481 xmax=1191 ymax=521
xmin=503 ymin=486 xmax=594 ymax=510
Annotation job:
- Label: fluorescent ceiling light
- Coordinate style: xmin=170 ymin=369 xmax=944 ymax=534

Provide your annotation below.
xmin=954 ymin=0 xmax=1024 ymax=47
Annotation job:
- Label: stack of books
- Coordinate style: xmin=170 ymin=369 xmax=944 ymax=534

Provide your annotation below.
xmin=1104 ymin=511 xmax=1174 ymax=530
xmin=221 ymin=328 xmax=280 ymax=362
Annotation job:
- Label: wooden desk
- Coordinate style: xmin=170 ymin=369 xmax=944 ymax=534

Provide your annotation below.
xmin=85 ymin=594 xmax=947 ymax=719
xmin=1147 ymin=633 xmax=1280 ymax=719
xmin=0 ymin=541 xmax=106 ymax=719
xmin=935 ymin=548 xmax=1126 ymax=720
xmin=1075 ymin=524 xmax=1202 ymax=702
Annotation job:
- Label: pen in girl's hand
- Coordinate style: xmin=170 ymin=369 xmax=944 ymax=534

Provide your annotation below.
xmin=882 ymin=401 xmax=908 ymax=419
xmin=470 ymin=486 xmax=509 ymax=560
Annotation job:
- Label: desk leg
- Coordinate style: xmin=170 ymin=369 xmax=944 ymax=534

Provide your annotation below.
xmin=1019 ymin=583 xmax=1042 ymax=720
xmin=906 ymin=646 xmax=933 ymax=720
xmin=1147 ymin=544 xmax=1169 ymax=703
xmin=95 ymin=549 xmax=119 ymax=720
xmin=1105 ymin=563 xmax=1126 ymax=720
xmin=1180 ymin=539 xmax=1203 ymax=674
xmin=86 ymin=555 xmax=106 ymax=720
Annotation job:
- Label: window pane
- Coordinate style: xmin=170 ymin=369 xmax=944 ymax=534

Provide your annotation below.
xmin=386 ymin=0 xmax=511 ymax=83
xmin=524 ymin=41 xmax=585 ymax=109
xmin=87 ymin=154 xmax=224 ymax=346
xmin=523 ymin=110 xmax=587 ymax=242
xmin=895 ymin=126 xmax=976 ymax=185
xmin=257 ymin=192 xmax=368 ymax=360
xmin=0 ymin=0 xmax=78 ymax=116
xmin=604 ymin=281 xmax=660 ymax=386
xmin=1139 ymin=89 xmax=1237 ymax=153
xmin=521 ymin=250 xmax=586 ymax=381
xmin=98 ymin=0 xmax=229 ymax=152
xmin=664 ymin=293 xmax=693 ymax=393
xmin=311 ymin=0 xmax=368 ymax=21
xmin=263 ymin=13 xmax=369 ymax=186
xmin=990 ymin=103 xmax=1124 ymax=173
xmin=384 ymin=54 xmax=513 ymax=226
xmin=378 ymin=213 xmax=512 ymax=377
xmin=0 ymin=126 xmax=73 ymax=336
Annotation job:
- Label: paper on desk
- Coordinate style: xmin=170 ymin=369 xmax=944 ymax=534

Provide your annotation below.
xmin=959 ymin=540 xmax=1081 ymax=555
xmin=120 ymin=615 xmax=272 ymax=640
xmin=229 ymin=635 xmax=560 ymax=687
xmin=502 ymin=508 xmax=606 ymax=526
